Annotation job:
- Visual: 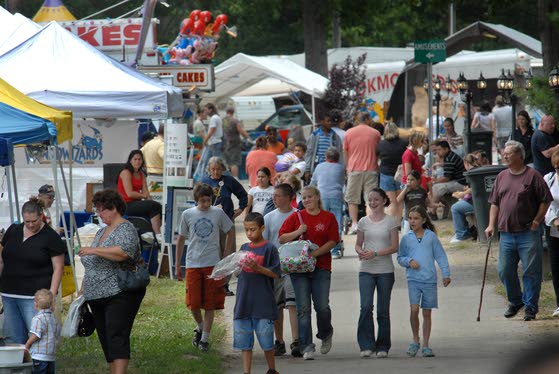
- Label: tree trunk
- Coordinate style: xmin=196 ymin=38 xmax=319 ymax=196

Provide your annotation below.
xmin=538 ymin=0 xmax=559 ymax=75
xmin=303 ymin=0 xmax=328 ymax=77
xmin=332 ymin=10 xmax=341 ymax=49
xmin=5 ymin=0 xmax=23 ymax=13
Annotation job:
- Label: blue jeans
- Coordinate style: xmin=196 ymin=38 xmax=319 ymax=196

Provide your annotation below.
xmin=498 ymin=230 xmax=542 ymax=312
xmin=357 ymin=272 xmax=394 ymax=352
xmin=194 ymin=142 xmax=223 ymax=181
xmin=322 ymin=198 xmax=343 ymax=252
xmin=290 ymin=268 xmax=333 ymax=353
xmin=32 ymin=359 xmax=56 ymax=374
xmin=2 ymin=296 xmax=36 ymax=344
xmin=451 ymin=200 xmax=474 ymax=240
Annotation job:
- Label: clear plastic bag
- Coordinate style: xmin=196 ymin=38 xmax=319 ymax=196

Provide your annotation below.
xmin=61 ymin=295 xmax=86 ymax=338
xmin=209 ymin=252 xmax=249 ymax=280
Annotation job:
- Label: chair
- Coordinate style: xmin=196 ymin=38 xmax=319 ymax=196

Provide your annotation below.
xmin=127 ymin=216 xmax=159 ymax=275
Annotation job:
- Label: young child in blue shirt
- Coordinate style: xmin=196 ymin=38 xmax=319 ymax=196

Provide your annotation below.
xmin=234 ymin=212 xmax=281 ymax=374
xmin=397 ymin=206 xmax=451 ymax=358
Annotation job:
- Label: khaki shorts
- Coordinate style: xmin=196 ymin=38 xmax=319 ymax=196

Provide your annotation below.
xmin=432 ymin=180 xmax=466 ymax=200
xmin=345 ymin=171 xmax=379 ymax=204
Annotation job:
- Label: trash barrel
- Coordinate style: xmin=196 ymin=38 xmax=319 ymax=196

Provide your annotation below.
xmin=468 ymin=130 xmax=494 ymax=164
xmin=464 ymin=165 xmax=506 ymax=242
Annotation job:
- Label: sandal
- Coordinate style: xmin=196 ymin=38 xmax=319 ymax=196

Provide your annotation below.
xmin=422 ymin=347 xmax=435 ymax=357
xmin=406 ymin=342 xmax=420 ymax=357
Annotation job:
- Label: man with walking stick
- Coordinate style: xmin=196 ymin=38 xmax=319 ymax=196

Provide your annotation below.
xmin=485 ymin=140 xmax=552 ymax=321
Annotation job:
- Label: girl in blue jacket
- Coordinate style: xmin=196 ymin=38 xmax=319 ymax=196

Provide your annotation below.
xmin=397 ymin=206 xmax=451 ymax=358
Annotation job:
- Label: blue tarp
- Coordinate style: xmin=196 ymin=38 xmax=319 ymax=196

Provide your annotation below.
xmin=0 ymin=101 xmax=57 ymax=145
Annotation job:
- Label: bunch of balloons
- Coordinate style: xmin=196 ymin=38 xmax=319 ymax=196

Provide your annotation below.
xmin=162 ymin=10 xmax=230 ymax=65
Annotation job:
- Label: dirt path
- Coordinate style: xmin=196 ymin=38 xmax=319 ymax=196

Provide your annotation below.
xmin=221 ymin=220 xmax=536 ymax=374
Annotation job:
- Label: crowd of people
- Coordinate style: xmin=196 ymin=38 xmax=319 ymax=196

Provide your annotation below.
xmin=2 ymin=98 xmax=559 ymax=373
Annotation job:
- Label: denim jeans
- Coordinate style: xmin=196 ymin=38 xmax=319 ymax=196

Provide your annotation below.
xmin=322 ymin=197 xmax=343 ymax=252
xmin=451 ymin=200 xmax=474 ymax=240
xmin=357 ymin=272 xmax=394 ymax=352
xmin=194 ymin=142 xmax=223 ymax=181
xmin=498 ymin=230 xmax=542 ymax=312
xmin=290 ymin=268 xmax=333 ymax=353
xmin=2 ymin=296 xmax=36 ymax=344
xmin=32 ymin=359 xmax=56 ymax=374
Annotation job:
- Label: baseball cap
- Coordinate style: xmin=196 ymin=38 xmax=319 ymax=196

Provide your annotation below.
xmin=38 ymin=184 xmax=55 ymax=196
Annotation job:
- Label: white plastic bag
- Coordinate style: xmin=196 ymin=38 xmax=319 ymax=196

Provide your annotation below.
xmin=61 ymin=295 xmax=86 ymax=338
xmin=209 ymin=252 xmax=249 ymax=280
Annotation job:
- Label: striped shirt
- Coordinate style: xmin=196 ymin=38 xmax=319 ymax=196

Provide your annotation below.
xmin=315 ymin=128 xmax=333 ymax=166
xmin=29 ymin=310 xmax=60 ymax=361
xmin=443 ymin=150 xmax=467 ymax=185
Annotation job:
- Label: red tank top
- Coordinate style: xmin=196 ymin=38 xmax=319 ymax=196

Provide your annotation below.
xmin=117 ymin=170 xmax=144 ymax=203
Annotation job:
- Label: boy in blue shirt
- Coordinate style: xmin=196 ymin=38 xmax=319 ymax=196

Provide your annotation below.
xmin=234 ymin=212 xmax=281 ymax=374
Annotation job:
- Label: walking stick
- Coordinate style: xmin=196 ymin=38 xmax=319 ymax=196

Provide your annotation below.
xmin=477 ymin=237 xmax=492 ymax=322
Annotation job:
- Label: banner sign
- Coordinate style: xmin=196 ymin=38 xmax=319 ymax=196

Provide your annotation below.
xmin=14 ymin=119 xmax=138 ymax=167
xmin=165 ymin=122 xmax=188 ymax=187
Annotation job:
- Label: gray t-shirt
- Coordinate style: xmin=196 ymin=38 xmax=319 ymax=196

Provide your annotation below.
xmin=357 ymin=215 xmax=398 ymax=274
xmin=310 ymin=161 xmax=345 ymax=200
xmin=82 ymin=221 xmax=139 ymax=301
xmin=492 ymin=105 xmax=513 ymax=138
xmin=264 ymin=208 xmax=297 ymax=248
xmin=178 ymin=206 xmax=233 ymax=268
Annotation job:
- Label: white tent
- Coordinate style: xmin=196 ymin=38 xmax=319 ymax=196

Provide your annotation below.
xmin=0 ymin=8 xmax=41 ymax=55
xmin=205 ymin=53 xmax=329 ymax=103
xmin=0 ymin=21 xmax=183 ymax=119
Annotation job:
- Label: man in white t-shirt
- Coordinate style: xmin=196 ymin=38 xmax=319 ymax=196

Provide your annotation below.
xmin=195 ymin=103 xmax=224 ymax=180
xmin=263 ymin=184 xmax=301 ymax=357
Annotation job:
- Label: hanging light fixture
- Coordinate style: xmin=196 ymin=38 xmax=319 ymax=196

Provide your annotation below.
xmin=445 ymin=75 xmax=452 ymax=91
xmin=496 ymin=69 xmax=507 ymax=91
xmin=477 ymin=71 xmax=487 ymax=91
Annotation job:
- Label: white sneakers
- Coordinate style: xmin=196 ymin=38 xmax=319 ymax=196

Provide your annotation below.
xmin=320 ymin=332 xmax=333 ymax=354
xmin=376 ymin=351 xmax=388 ymax=358
xmin=360 ymin=350 xmax=372 ymax=358
xmin=450 ymin=235 xmax=467 ymax=244
xmin=303 ymin=351 xmax=315 ymax=360
xmin=552 ymin=307 xmax=559 ymax=317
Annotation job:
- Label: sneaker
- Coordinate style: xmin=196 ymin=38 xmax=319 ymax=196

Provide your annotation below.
xmin=290 ymin=340 xmax=302 ymax=357
xmin=360 ymin=350 xmax=372 ymax=358
xmin=552 ymin=307 xmax=559 ymax=317
xmin=274 ymin=340 xmax=286 ymax=356
xmin=192 ymin=329 xmax=202 ymax=348
xmin=406 ymin=342 xmax=420 ymax=357
xmin=524 ymin=309 xmax=536 ymax=321
xmin=348 ymin=224 xmax=358 ymax=235
xmin=224 ymin=284 xmax=235 ymax=297
xmin=504 ymin=304 xmax=523 ymax=318
xmin=198 ymin=340 xmax=210 ymax=352
xmin=376 ymin=351 xmax=388 ymax=358
xmin=331 ymin=249 xmax=341 ymax=259
xmin=450 ymin=235 xmax=471 ymax=244
xmin=320 ymin=331 xmax=333 ymax=354
xmin=422 ymin=347 xmax=435 ymax=357
xmin=303 ymin=351 xmax=315 ymax=360
xmin=266 ymin=370 xmax=279 ymax=374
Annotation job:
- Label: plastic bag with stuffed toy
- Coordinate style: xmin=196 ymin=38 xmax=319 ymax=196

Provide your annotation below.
xmin=209 ymin=251 xmax=249 ymax=280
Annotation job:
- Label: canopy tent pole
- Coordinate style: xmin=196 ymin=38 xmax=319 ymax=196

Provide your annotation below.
xmin=11 ymin=164 xmax=20 ymax=222
xmin=69 ymin=141 xmax=74 ymax=242
xmin=51 ymin=146 xmax=79 ymax=292
xmin=5 ymin=166 xmax=14 ymax=223
xmin=311 ymin=94 xmax=316 ymax=130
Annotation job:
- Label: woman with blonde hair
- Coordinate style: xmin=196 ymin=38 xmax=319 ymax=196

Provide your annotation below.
xmin=377 ymin=123 xmax=408 ymax=223
xmin=279 ymin=186 xmax=339 ymax=360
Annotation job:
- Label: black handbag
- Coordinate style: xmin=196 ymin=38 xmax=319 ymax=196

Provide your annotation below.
xmin=77 ymin=304 xmax=95 ymax=337
xmin=117 ymin=243 xmax=151 ymax=291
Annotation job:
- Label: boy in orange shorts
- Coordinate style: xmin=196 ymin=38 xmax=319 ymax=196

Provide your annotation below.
xmin=176 ymin=183 xmax=235 ymax=352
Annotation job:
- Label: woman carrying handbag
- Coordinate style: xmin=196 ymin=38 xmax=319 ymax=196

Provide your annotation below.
xmin=278 ymin=186 xmax=340 ymax=361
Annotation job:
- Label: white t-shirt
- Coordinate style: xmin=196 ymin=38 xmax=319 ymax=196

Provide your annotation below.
xmin=357 ymin=215 xmax=398 ymax=274
xmin=208 ymin=114 xmax=223 ymax=145
xmin=289 ymin=160 xmax=306 ymax=175
xmin=264 ymin=208 xmax=297 ymax=248
xmin=473 ymin=112 xmax=494 ymax=132
xmin=248 ymin=186 xmax=275 ymax=215
xmin=492 ymin=105 xmax=513 ymax=138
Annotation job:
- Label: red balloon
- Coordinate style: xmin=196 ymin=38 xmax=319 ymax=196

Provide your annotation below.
xmin=189 ymin=9 xmax=201 ymax=21
xmin=216 ymin=14 xmax=228 ymax=25
xmin=200 ymin=10 xmax=212 ymax=24
xmin=180 ymin=18 xmax=194 ymax=35
xmin=211 ymin=19 xmax=223 ymax=34
xmin=193 ymin=20 xmax=206 ymax=35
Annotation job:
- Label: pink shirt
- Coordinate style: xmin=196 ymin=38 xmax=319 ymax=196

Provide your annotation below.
xmin=343 ymin=124 xmax=381 ymax=172
xmin=245 ymin=149 xmax=277 ymax=187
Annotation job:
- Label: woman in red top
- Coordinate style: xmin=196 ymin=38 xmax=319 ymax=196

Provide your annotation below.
xmin=117 ymin=150 xmax=162 ymax=234
xmin=279 ymin=186 xmax=339 ymax=360
xmin=401 ymin=131 xmax=426 ymax=185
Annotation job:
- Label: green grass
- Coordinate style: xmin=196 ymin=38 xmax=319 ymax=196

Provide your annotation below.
xmin=57 ymin=279 xmax=225 ymax=374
